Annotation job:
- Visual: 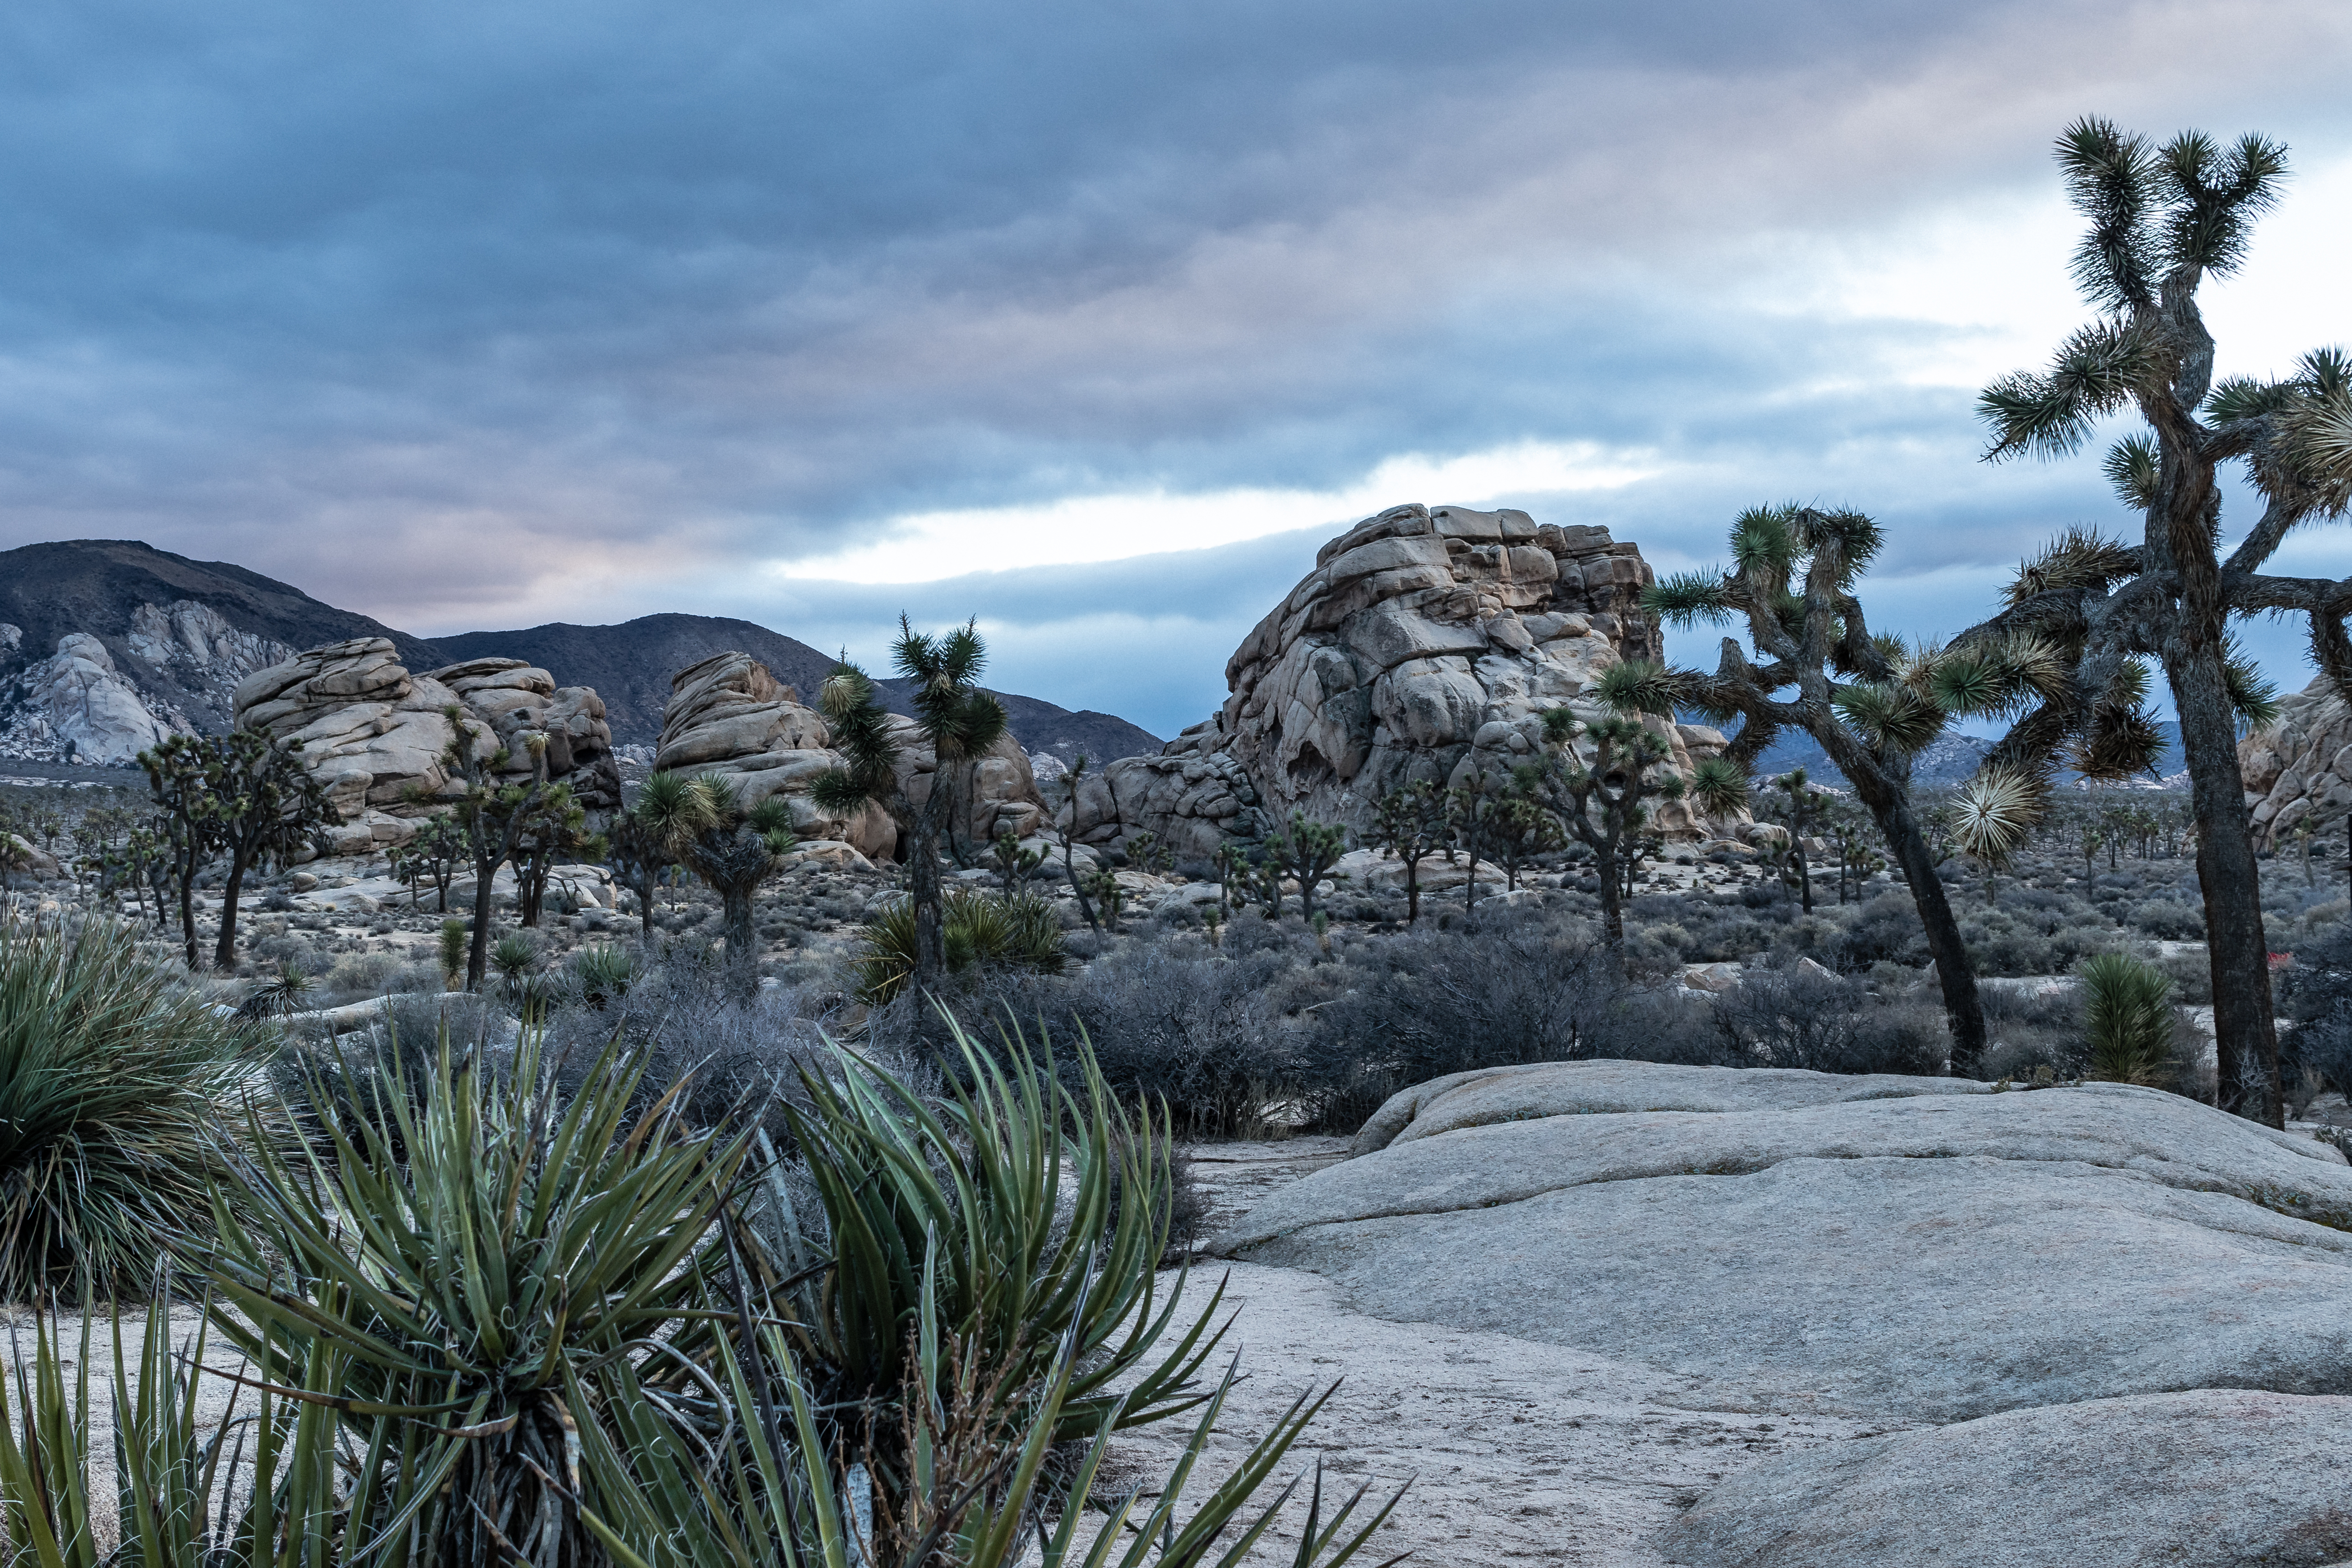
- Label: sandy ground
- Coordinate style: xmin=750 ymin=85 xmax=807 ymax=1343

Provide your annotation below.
xmin=1103 ymin=1141 xmax=1905 ymax=1568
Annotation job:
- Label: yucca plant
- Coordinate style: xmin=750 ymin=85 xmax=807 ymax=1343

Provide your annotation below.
xmin=199 ymin=1030 xmax=750 ymax=1566
xmin=852 ymin=889 xmax=1064 ymax=1004
xmin=0 ymin=917 xmax=259 ymax=1299
xmin=2082 ymin=952 xmax=2176 ymax=1087
xmin=580 ymin=1018 xmax=1409 ymax=1568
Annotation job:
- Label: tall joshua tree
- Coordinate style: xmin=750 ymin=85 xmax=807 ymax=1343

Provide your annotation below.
xmin=1970 ymin=118 xmax=2352 ymax=1124
xmin=140 ymin=731 xmax=337 ymax=971
xmin=442 ymin=712 xmax=570 ymax=992
xmin=1644 ymin=505 xmax=2062 ymax=1074
xmin=813 ymin=618 xmax=1008 ymax=990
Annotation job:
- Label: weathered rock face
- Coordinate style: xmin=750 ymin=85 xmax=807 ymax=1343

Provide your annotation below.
xmin=1214 ymin=1061 xmax=2352 ymax=1425
xmin=1060 ymin=722 xmax=1271 ymax=866
xmin=426 ymin=657 xmax=620 ymax=811
xmin=1068 ymin=504 xmax=1728 ymax=862
xmin=3 ymin=633 xmax=170 ymax=763
xmin=124 ymin=601 xmax=297 ymax=724
xmin=2238 ymin=672 xmax=2352 ymax=848
xmin=234 ymin=638 xmax=618 ymax=856
xmin=652 ymin=652 xmax=895 ymax=858
xmin=655 ymin=651 xmax=1055 ymax=861
xmin=1663 ymin=1389 xmax=2352 ymax=1568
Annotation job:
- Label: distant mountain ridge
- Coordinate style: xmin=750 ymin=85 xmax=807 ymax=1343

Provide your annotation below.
xmin=433 ymin=615 xmax=1160 ymax=761
xmin=1741 ymin=722 xmax=2188 ymax=791
xmin=0 ymin=541 xmax=1160 ymax=767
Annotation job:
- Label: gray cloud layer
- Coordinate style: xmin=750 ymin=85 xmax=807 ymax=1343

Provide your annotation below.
xmin=1 ymin=0 xmax=2349 ymax=732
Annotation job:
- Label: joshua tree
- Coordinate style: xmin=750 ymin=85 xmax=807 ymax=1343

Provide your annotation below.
xmin=139 ymin=731 xmax=337 ymax=971
xmin=1369 ymin=780 xmax=1449 ymax=925
xmin=813 ymin=619 xmax=1009 ymax=990
xmin=441 ymin=710 xmax=572 ymax=992
xmin=1963 ymin=119 xmax=2352 ymax=1122
xmin=1262 ymin=812 xmax=1348 ymax=925
xmin=406 ymin=811 xmax=468 ymax=914
xmin=988 ymin=830 xmax=1044 ymax=898
xmin=1761 ymin=768 xmax=1827 ymax=913
xmin=1645 ymin=505 xmax=2029 ymax=1073
xmin=1445 ymin=768 xmax=1508 ymax=912
xmin=1048 ymin=754 xmax=1104 ymax=932
xmin=1516 ymin=666 xmax=1689 ymax=948
xmin=601 ymin=806 xmax=673 ymax=940
xmin=633 ymin=769 xmax=797 ymax=982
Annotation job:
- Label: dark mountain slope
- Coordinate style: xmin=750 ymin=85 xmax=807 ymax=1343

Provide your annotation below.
xmin=0 ymin=540 xmax=444 ymax=671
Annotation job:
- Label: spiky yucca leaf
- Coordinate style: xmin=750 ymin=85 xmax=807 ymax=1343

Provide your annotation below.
xmin=1789 ymin=507 xmax=1882 ymax=575
xmin=1832 ymin=681 xmax=1945 ymax=755
xmin=1596 ymin=659 xmax=1681 ymax=717
xmin=0 ymin=917 xmax=263 ymax=1298
xmin=1642 ymin=572 xmax=1732 ymax=627
xmin=1686 ymin=758 xmax=1749 ymax=818
xmin=1979 ymin=319 xmax=2166 ymax=461
xmin=2223 ymin=639 xmax=2283 ymax=734
xmin=853 ymin=888 xmax=1066 ymax=1004
xmin=2101 ymin=435 xmax=2163 ymax=512
xmin=1949 ymin=768 xmax=2046 ymax=866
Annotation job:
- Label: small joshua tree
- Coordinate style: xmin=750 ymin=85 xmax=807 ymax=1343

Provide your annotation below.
xmin=1369 ymin=780 xmax=1449 ymax=925
xmin=812 ymin=618 xmax=1009 ymax=991
xmin=1047 ymin=754 xmax=1103 ymax=932
xmin=634 ymin=769 xmax=797 ymax=985
xmin=1517 ymin=664 xmax=1687 ymax=949
xmin=1262 ymin=812 xmax=1347 ymax=925
xmin=1445 ymin=768 xmax=1508 ymax=912
xmin=1760 ymin=768 xmax=1827 ymax=913
xmin=602 ymin=800 xmax=674 ymax=939
xmin=989 ymin=829 xmax=1045 ymax=899
xmin=441 ymin=708 xmax=572 ymax=992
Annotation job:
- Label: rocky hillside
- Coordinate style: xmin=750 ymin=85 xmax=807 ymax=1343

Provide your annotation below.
xmin=432 ymin=614 xmax=1159 ymax=761
xmin=0 ymin=541 xmax=1157 ymax=769
xmin=0 ymin=541 xmax=440 ymax=764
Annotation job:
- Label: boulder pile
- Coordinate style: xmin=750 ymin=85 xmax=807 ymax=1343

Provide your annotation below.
xmin=2238 ymin=671 xmax=2352 ymax=848
xmin=1067 ymin=502 xmax=1737 ymax=864
xmin=233 ymin=638 xmax=619 ymax=856
xmin=651 ymin=651 xmax=1049 ymax=862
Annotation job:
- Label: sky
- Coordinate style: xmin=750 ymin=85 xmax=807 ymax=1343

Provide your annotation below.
xmin=2 ymin=1 xmax=2351 ymax=738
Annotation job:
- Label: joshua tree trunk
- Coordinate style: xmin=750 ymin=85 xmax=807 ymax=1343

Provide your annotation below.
xmin=909 ymin=788 xmax=950 ymax=986
xmin=2173 ymin=648 xmax=2279 ymax=1123
xmin=1830 ymin=745 xmax=1987 ymax=1077
xmin=1593 ymin=843 xmax=1626 ymax=948
xmin=212 ymin=844 xmax=256 ymax=972
xmin=467 ymin=860 xmax=497 ymax=993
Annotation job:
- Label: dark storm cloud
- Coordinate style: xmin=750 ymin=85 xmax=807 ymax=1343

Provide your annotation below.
xmin=0 ymin=0 xmax=2348 ymax=725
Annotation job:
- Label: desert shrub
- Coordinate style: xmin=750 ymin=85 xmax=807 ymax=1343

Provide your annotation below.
xmin=1826 ymin=891 xmax=1930 ymax=971
xmin=1976 ymin=981 xmax=2087 ymax=1081
xmin=1708 ymin=961 xmax=1945 ymax=1075
xmin=2279 ymin=922 xmax=2352 ymax=1096
xmin=0 ymin=917 xmax=259 ymax=1295
xmin=2158 ymin=944 xmax=2214 ymax=1003
xmin=2126 ymin=899 xmax=2204 ymax=940
xmin=2081 ymin=953 xmax=2174 ymax=1085
xmin=957 ymin=937 xmax=1315 ymax=1139
xmin=1306 ymin=907 xmax=1724 ymax=1129
xmin=854 ymin=888 xmax=1065 ymax=1004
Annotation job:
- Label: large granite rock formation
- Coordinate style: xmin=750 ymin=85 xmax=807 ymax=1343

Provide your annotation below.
xmin=1067 ymin=503 xmax=1730 ymax=863
xmin=1214 ymin=1059 xmax=2352 ymax=1562
xmin=651 ymin=651 xmax=1050 ymax=860
xmin=0 ymin=633 xmax=169 ymax=763
xmin=2238 ymin=672 xmax=2352 ymax=848
xmin=233 ymin=638 xmax=619 ymax=855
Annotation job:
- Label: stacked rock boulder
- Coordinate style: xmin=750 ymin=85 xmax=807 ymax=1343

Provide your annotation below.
xmin=233 ymin=638 xmax=619 ymax=856
xmin=1067 ymin=503 xmax=1734 ymax=863
xmin=652 ymin=651 xmax=1049 ymax=862
xmin=2238 ymin=671 xmax=2352 ymax=848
